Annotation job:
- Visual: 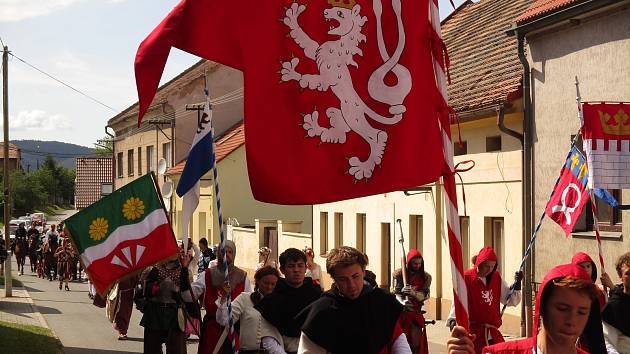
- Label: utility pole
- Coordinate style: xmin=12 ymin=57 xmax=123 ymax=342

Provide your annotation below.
xmin=3 ymin=46 xmax=12 ymax=297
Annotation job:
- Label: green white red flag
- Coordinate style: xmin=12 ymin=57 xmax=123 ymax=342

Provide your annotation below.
xmin=65 ymin=173 xmax=178 ymax=295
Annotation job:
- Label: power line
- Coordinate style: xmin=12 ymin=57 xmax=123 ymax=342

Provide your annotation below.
xmin=8 ymin=52 xmax=119 ymax=112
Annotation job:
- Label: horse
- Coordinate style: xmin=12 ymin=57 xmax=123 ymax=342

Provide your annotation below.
xmin=28 ymin=236 xmax=39 ymax=273
xmin=14 ymin=237 xmax=28 ymax=275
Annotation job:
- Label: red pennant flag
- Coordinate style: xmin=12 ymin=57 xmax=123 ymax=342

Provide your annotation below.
xmin=136 ymin=0 xmax=451 ymax=204
xmin=545 ymin=147 xmax=591 ymax=236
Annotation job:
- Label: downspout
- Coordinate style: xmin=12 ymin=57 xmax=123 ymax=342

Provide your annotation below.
xmin=517 ymin=34 xmax=534 ymax=337
xmin=497 ymin=105 xmax=524 ymax=145
xmin=105 ymin=125 xmax=115 ymax=190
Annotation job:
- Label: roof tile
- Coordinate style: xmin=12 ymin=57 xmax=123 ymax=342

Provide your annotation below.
xmin=515 ymin=0 xmax=579 ymax=23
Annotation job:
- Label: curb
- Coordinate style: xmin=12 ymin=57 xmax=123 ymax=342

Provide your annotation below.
xmin=18 ymin=284 xmax=62 ymax=343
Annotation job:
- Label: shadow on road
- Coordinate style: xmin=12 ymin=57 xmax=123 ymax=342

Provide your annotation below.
xmin=64 ymin=348 xmax=136 ymax=354
xmin=35 ymin=305 xmax=63 ymax=315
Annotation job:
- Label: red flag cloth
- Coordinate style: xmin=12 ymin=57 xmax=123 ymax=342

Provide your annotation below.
xmin=582 ymin=102 xmax=630 ymax=190
xmin=136 ymin=0 xmax=449 ymax=204
xmin=545 ymin=147 xmax=591 ymax=236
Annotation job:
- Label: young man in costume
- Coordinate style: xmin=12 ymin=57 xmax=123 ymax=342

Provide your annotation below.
xmin=186 ymin=239 xmax=250 ymax=354
xmin=393 ymin=249 xmax=431 ymax=354
xmin=255 ymin=248 xmax=322 ymax=354
xmin=447 ymin=246 xmax=523 ymax=354
xmin=602 ymin=252 xmax=630 ymax=354
xmin=54 ymin=238 xmax=73 ymax=291
xmin=572 ymin=252 xmax=614 ymax=309
xmin=297 ymin=246 xmax=412 ymax=354
xmin=447 ymin=263 xmax=606 ymax=354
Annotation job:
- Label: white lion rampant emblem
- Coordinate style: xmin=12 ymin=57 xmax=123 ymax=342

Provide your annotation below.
xmin=280 ymin=0 xmax=412 ymax=180
xmin=481 ymin=290 xmax=494 ymax=305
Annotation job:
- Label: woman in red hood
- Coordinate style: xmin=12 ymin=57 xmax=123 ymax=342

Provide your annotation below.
xmin=571 ymin=252 xmax=614 ymax=309
xmin=446 ymin=263 xmax=606 ymax=354
xmin=393 ymin=249 xmax=432 ymax=353
xmin=447 ymin=246 xmax=523 ymax=354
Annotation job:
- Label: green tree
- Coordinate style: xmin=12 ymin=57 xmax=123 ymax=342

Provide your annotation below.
xmin=94 ymin=136 xmax=113 ymax=157
xmin=10 ymin=170 xmax=48 ymax=215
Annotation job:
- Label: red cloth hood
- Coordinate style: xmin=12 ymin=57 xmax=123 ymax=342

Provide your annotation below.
xmin=406 ymin=248 xmax=422 ymax=267
xmin=474 ymin=246 xmax=498 ymax=269
xmin=532 ymin=264 xmax=593 ymax=347
xmin=571 ymin=252 xmax=598 ymax=283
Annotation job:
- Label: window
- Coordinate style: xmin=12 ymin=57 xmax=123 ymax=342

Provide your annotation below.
xmin=101 ymin=183 xmax=113 ymax=196
xmin=486 ymin=136 xmax=502 ymax=152
xmin=127 ymin=149 xmax=134 ymax=176
xmin=117 ymin=152 xmax=123 ymax=178
xmin=356 ymin=213 xmax=366 ymax=253
xmin=409 ymin=215 xmax=423 ymax=254
xmin=484 ymin=217 xmax=504 ymax=272
xmin=137 ymin=147 xmax=142 ymax=176
xmin=162 ymin=142 xmax=172 ymax=167
xmin=146 ymin=145 xmax=154 ymax=172
xmin=380 ymin=223 xmax=391 ymax=289
xmin=320 ymin=212 xmax=328 ymax=255
xmin=454 ymin=141 xmax=468 ymax=156
xmin=460 ymin=216 xmax=470 ymax=266
xmin=334 ymin=212 xmax=344 ymax=247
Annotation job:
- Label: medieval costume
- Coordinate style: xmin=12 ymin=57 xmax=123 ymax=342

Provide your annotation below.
xmin=189 ymin=240 xmax=250 ymax=354
xmin=140 ymin=258 xmax=192 ymax=354
xmin=483 ymin=263 xmax=605 ymax=354
xmin=54 ymin=239 xmax=73 ymax=291
xmin=448 ymin=246 xmax=521 ymax=354
xmin=297 ymin=276 xmax=410 ymax=354
xmin=602 ymin=283 xmax=630 ymax=354
xmin=255 ymin=276 xmax=322 ymax=353
xmin=393 ymin=249 xmax=432 ymax=354
xmin=216 ymin=291 xmax=285 ymax=353
xmin=572 ymin=252 xmax=607 ymax=308
xmin=111 ymin=275 xmax=140 ymax=340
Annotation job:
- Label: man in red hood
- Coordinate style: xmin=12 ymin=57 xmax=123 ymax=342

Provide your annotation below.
xmin=571 ymin=252 xmax=614 ymax=310
xmin=447 ymin=246 xmax=523 ymax=354
xmin=446 ymin=263 xmax=606 ymax=354
xmin=393 ymin=249 xmax=432 ymax=354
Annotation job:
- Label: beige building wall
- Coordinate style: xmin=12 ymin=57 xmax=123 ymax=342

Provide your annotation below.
xmin=527 ymin=6 xmax=630 ymax=282
xmin=169 ymin=145 xmax=312 ymax=248
xmin=311 ymin=115 xmax=524 ymax=334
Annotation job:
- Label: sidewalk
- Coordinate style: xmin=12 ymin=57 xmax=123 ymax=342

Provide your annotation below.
xmin=0 ymin=259 xmax=52 ymax=330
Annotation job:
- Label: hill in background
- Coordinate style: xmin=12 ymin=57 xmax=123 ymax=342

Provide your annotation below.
xmin=11 ymin=140 xmax=95 ymax=170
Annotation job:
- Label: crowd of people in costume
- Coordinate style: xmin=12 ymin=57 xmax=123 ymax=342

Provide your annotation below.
xmin=92 ymin=239 xmax=630 ymax=354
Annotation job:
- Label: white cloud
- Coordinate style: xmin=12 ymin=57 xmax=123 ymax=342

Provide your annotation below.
xmin=6 ymin=110 xmax=71 ymax=131
xmin=0 ymin=0 xmax=82 ymax=22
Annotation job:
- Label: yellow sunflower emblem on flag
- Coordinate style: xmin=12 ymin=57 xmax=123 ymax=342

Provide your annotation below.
xmin=122 ymin=197 xmax=145 ymax=221
xmin=89 ymin=217 xmax=109 ymax=241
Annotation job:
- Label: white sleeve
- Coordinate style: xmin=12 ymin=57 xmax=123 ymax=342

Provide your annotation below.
xmin=263 ymin=336 xmax=288 ymax=354
xmin=500 ymin=277 xmax=521 ymax=306
xmin=216 ymin=293 xmax=244 ymax=327
xmin=603 ymin=321 xmax=621 ymax=353
xmin=447 ymin=300 xmax=456 ymax=322
xmin=190 ymin=270 xmax=206 ymax=300
xmin=392 ymin=333 xmax=413 ymax=354
xmin=297 ymin=332 xmax=328 ymax=354
xmin=244 ymin=277 xmax=252 ymax=292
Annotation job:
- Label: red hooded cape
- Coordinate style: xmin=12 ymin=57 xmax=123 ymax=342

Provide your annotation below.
xmin=483 ymin=263 xmax=604 ymax=354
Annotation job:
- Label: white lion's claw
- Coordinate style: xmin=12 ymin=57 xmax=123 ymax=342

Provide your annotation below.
xmin=348 ymin=157 xmax=375 ymax=180
xmin=303 ymin=111 xmax=323 ymax=137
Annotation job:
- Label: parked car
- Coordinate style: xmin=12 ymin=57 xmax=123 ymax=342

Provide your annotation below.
xmin=31 ymin=212 xmax=46 ymax=225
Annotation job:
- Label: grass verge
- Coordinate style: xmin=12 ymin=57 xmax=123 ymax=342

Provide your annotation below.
xmin=0 ymin=320 xmax=63 ymax=354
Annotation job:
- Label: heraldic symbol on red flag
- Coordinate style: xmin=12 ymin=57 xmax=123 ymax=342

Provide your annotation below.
xmin=545 ymin=147 xmax=591 ymax=236
xmin=135 ymin=0 xmax=450 ymax=205
xmin=582 ymin=102 xmax=630 ymax=190
xmin=65 ymin=174 xmax=178 ymax=295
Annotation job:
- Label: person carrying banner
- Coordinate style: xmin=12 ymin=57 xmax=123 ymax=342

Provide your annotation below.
xmin=215 ymin=265 xmax=284 ymax=353
xmin=572 ymin=252 xmax=614 ymax=309
xmin=296 ymin=246 xmax=411 ymax=353
xmin=140 ymin=251 xmax=193 ymax=354
xmin=110 ymin=274 xmax=140 ymax=340
xmin=447 ymin=246 xmax=523 ymax=354
xmin=602 ymin=252 xmax=630 ymax=354
xmin=255 ymin=248 xmax=322 ymax=354
xmin=393 ymin=249 xmax=432 ymax=354
xmin=186 ymin=240 xmax=250 ymax=354
xmin=447 ymin=263 xmax=606 ymax=354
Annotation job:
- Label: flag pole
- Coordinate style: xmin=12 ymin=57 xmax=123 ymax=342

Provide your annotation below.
xmin=204 ymin=73 xmax=236 ymax=354
xmin=501 ymin=133 xmax=581 ymax=316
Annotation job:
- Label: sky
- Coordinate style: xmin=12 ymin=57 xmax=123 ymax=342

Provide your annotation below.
xmin=0 ymin=0 xmax=465 ymax=148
